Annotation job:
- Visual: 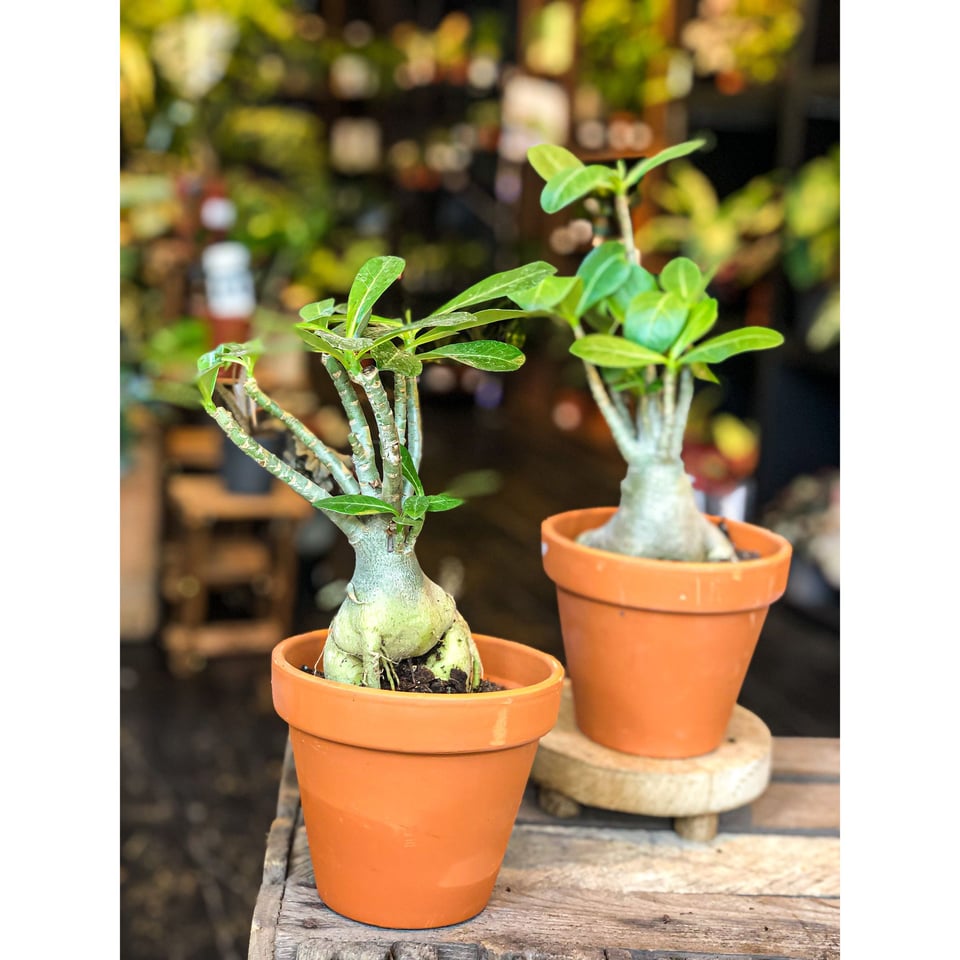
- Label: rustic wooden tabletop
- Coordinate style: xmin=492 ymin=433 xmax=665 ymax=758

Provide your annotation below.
xmin=249 ymin=731 xmax=839 ymax=960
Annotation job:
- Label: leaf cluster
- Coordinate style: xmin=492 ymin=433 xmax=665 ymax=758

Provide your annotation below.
xmin=517 ymin=141 xmax=784 ymax=393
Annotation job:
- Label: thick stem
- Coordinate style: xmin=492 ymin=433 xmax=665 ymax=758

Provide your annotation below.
xmin=578 ymin=459 xmax=736 ymax=561
xmin=656 ymin=367 xmax=678 ymax=460
xmin=406 ymin=374 xmax=423 ymax=471
xmin=614 ymin=191 xmax=639 ymax=265
xmin=670 ymin=368 xmax=695 ymax=459
xmin=242 ymin=377 xmax=358 ymax=494
xmin=323 ymin=524 xmax=482 ymax=688
xmin=356 ymin=365 xmax=403 ymax=509
xmin=208 ymin=406 xmax=362 ymax=539
xmin=322 ymin=354 xmax=380 ymax=495
xmin=573 ymin=323 xmax=639 ymax=461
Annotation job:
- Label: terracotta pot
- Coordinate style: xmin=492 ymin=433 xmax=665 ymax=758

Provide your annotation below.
xmin=271 ymin=629 xmax=564 ymax=929
xmin=540 ymin=507 xmax=792 ymax=759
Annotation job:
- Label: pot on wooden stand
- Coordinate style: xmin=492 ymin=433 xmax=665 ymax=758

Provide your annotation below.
xmin=540 ymin=506 xmax=792 ymax=759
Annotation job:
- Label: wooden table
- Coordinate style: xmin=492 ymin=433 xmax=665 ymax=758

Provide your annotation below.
xmin=249 ymin=734 xmax=839 ymax=960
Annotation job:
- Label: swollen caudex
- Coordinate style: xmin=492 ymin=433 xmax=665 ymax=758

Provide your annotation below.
xmin=322 ymin=554 xmax=483 ymax=689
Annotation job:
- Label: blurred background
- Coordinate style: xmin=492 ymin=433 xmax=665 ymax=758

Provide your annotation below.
xmin=119 ymin=1 xmax=839 ymax=957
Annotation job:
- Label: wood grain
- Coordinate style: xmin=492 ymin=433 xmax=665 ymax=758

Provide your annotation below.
xmin=250 ymin=737 xmax=840 ymax=960
xmin=531 ymin=685 xmax=772 ymax=818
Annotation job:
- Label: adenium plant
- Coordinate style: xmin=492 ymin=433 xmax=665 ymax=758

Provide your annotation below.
xmin=197 ymin=255 xmax=555 ymax=689
xmin=513 ymin=138 xmax=784 ymax=562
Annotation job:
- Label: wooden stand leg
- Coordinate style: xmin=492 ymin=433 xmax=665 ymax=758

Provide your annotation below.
xmin=538 ymin=787 xmax=581 ymax=819
xmin=673 ymin=813 xmax=719 ymax=842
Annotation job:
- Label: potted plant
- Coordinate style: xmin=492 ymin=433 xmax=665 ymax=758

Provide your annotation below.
xmin=510 ymin=138 xmax=793 ymax=759
xmin=195 ymin=254 xmax=564 ymax=930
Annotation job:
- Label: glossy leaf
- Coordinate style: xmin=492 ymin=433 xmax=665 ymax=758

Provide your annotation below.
xmin=576 ymin=241 xmax=632 ymax=314
xmin=682 ymin=327 xmax=785 ymax=365
xmin=622 ymin=138 xmax=706 ymax=189
xmin=370 ymin=341 xmax=422 ymax=377
xmin=369 ymin=312 xmax=475 ymax=348
xmin=691 ymin=362 xmax=720 ymax=383
xmin=670 ymin=299 xmax=718 ymax=358
xmin=422 ymin=494 xmax=464 ymax=512
xmin=570 ymin=334 xmax=667 ymax=368
xmin=540 ymin=165 xmax=620 ymax=214
xmin=298 ymin=298 xmax=336 ymax=323
xmin=624 ymin=291 xmax=688 ymax=353
xmin=411 ymin=310 xmax=533 ymax=347
xmin=509 ymin=275 xmax=580 ymax=311
xmin=398 ymin=445 xmax=424 ymax=496
xmin=433 ymin=261 xmax=557 ymax=314
xmin=608 ymin=262 xmax=658 ymax=323
xmin=402 ymin=493 xmax=464 ymax=520
xmin=296 ymin=324 xmax=374 ymax=354
xmin=345 ymin=256 xmax=405 ymax=337
xmin=658 ymin=257 xmax=703 ymax=301
xmin=319 ymin=495 xmax=398 ymax=517
xmin=527 ymin=143 xmax=583 ymax=181
xmin=417 ymin=340 xmax=526 ymax=371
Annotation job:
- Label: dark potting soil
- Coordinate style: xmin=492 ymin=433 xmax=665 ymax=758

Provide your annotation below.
xmin=299 ymin=660 xmax=505 ymax=694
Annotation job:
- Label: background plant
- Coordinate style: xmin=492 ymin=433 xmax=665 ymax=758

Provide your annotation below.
xmin=513 ymin=139 xmax=783 ymax=561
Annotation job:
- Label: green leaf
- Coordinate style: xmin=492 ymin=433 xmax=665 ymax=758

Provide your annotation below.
xmin=682 ymin=327 xmax=785 ymax=365
xmin=400 ymin=495 xmax=429 ymax=521
xmin=298 ymin=298 xmax=336 ymax=322
xmin=527 ymin=143 xmax=583 ymax=181
xmin=408 ymin=310 xmax=534 ymax=348
xmin=195 ymin=340 xmax=263 ymax=401
xmin=658 ymin=257 xmax=704 ymax=301
xmin=570 ymin=334 xmax=667 ymax=368
xmin=540 ymin=165 xmax=621 ymax=214
xmin=422 ymin=494 xmax=464 ymax=512
xmin=624 ymin=292 xmax=689 ymax=353
xmin=417 ymin=340 xmax=526 ymax=372
xmin=670 ymin=299 xmax=718 ymax=358
xmin=345 ymin=256 xmax=405 ymax=337
xmin=403 ymin=493 xmax=465 ymax=520
xmin=623 ymin=138 xmax=706 ymax=189
xmin=295 ymin=323 xmax=374 ymax=355
xmin=320 ymin=495 xmax=399 ymax=517
xmin=370 ymin=341 xmax=423 ymax=377
xmin=433 ymin=261 xmax=557 ymax=314
xmin=508 ymin=275 xmax=580 ymax=312
xmin=691 ymin=362 xmax=719 ymax=383
xmin=608 ymin=262 xmax=658 ymax=323
xmin=576 ymin=241 xmax=632 ymax=314
xmin=369 ymin=312 xmax=475 ymax=349
xmin=398 ymin=445 xmax=424 ymax=496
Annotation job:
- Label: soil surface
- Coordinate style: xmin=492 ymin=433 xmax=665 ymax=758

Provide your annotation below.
xmin=299 ymin=657 xmax=505 ymax=693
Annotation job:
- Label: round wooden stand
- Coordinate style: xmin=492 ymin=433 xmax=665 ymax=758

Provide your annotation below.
xmin=530 ymin=681 xmax=772 ymax=840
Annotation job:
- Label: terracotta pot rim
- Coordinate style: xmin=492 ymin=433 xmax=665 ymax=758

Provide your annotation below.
xmin=541 ymin=506 xmax=792 ymax=614
xmin=541 ymin=506 xmax=792 ymax=571
xmin=272 ymin=630 xmax=565 ymax=754
xmin=273 ymin=630 xmax=564 ymax=704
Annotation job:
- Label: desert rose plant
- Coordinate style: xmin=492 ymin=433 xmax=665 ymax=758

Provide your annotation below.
xmin=197 ymin=255 xmax=555 ymax=689
xmin=513 ymin=138 xmax=783 ymax=562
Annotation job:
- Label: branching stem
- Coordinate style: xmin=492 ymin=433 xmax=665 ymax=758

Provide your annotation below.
xmin=322 ymin=354 xmax=380 ymax=495
xmin=209 ymin=406 xmax=363 ymax=538
xmin=242 ymin=377 xmax=359 ymax=494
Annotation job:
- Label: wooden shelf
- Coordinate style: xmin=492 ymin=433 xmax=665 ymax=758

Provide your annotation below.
xmin=163 ymin=620 xmax=286 ymax=674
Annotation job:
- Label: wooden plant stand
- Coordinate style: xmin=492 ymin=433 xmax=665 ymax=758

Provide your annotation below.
xmin=529 ymin=681 xmax=772 ymax=841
